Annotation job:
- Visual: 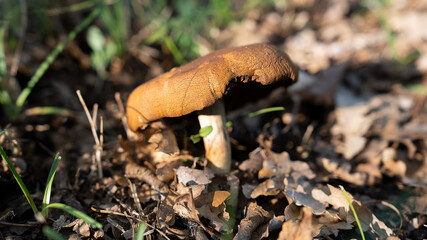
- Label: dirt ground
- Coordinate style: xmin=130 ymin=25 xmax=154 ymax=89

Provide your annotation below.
xmin=1 ymin=0 xmax=427 ymax=239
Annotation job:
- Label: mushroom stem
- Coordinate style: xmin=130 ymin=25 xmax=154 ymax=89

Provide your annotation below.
xmin=198 ymin=99 xmax=231 ymax=173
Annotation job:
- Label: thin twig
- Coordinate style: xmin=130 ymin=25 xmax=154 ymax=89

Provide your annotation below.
xmin=91 ymin=206 xmax=170 ymax=240
xmin=76 ymin=90 xmax=103 ymax=178
xmin=95 ymin=116 xmax=103 ymax=178
xmin=0 ymin=221 xmax=38 ymax=227
xmin=301 ymin=122 xmax=315 ymax=146
xmin=114 ymin=92 xmax=134 ymax=140
xmin=125 ymin=176 xmax=144 ymax=214
xmin=92 ymin=103 xmax=98 ymax=131
xmin=76 ymin=90 xmax=100 ymax=146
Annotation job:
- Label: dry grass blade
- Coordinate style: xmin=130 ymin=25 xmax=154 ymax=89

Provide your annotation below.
xmin=126 ymin=176 xmax=144 ymax=214
xmin=76 ymin=90 xmax=103 ymax=178
xmin=115 ymin=92 xmax=135 ymax=140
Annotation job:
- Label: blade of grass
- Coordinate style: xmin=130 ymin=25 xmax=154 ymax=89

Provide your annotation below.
xmin=248 ymin=106 xmax=285 ymax=117
xmin=164 ymin=36 xmax=186 ymax=65
xmin=0 ymin=21 xmax=14 ymax=113
xmin=15 ymin=7 xmax=101 ymax=112
xmin=0 ymin=21 xmax=7 ymax=81
xmin=42 ymin=203 xmax=103 ymax=229
xmin=42 ymin=153 xmax=62 ymax=216
xmin=42 ymin=225 xmax=67 ymax=240
xmin=47 ymin=0 xmax=96 ymax=15
xmin=135 ymin=222 xmax=147 ymax=240
xmin=0 ymin=146 xmax=38 ymax=214
xmin=340 ymin=185 xmax=366 ymax=240
xmin=22 ymin=106 xmax=74 ymax=117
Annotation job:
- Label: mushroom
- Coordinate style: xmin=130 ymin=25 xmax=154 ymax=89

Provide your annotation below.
xmin=127 ymin=43 xmax=298 ymax=173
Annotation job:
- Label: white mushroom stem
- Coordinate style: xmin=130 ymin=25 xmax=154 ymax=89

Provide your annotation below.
xmin=198 ymin=99 xmax=231 ymax=173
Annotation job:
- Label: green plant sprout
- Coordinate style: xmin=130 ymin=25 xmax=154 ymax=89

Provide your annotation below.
xmin=248 ymin=106 xmax=285 ymax=117
xmin=87 ymin=25 xmax=118 ymax=79
xmin=340 ymin=185 xmax=366 ymax=240
xmin=0 ymin=146 xmax=38 ymax=214
xmin=136 ymin=222 xmax=147 ymax=240
xmin=0 ymin=146 xmax=102 ymax=235
xmin=190 ymin=126 xmax=213 ymax=144
xmin=42 ymin=225 xmax=67 ymax=240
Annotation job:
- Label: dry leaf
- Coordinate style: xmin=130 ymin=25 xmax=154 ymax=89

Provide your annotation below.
xmin=278 ymin=207 xmax=313 ymax=240
xmin=176 ymin=166 xmax=214 ymax=186
xmin=212 ymin=191 xmax=231 ymax=208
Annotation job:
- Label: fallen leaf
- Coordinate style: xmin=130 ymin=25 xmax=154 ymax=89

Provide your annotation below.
xmin=212 ymin=191 xmax=231 ymax=208
xmin=278 ymin=206 xmax=313 ymax=240
xmin=176 ymin=166 xmax=214 ymax=186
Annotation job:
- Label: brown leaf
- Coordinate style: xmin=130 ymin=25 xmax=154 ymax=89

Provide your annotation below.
xmin=381 ymin=148 xmax=406 ymax=178
xmin=278 ymin=207 xmax=313 ymax=240
xmin=352 ymin=201 xmax=394 ymax=239
xmin=248 ymin=179 xmax=281 ymax=199
xmin=212 ymin=191 xmax=231 ymax=208
xmin=239 ymin=147 xmax=265 ymax=173
xmin=176 ymin=166 xmax=214 ymax=186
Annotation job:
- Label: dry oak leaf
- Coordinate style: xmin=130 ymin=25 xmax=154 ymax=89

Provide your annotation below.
xmin=284 ymin=183 xmax=393 ymax=238
xmin=176 ymin=166 xmax=214 ymax=186
xmin=241 ymin=148 xmax=315 ymax=199
xmin=278 ymin=206 xmax=313 ymax=240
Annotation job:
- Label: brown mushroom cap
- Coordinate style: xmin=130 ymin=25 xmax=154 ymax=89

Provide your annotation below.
xmin=127 ymin=43 xmax=298 ymax=131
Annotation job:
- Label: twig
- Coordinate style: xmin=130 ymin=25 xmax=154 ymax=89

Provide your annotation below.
xmin=91 ymin=206 xmax=170 ymax=240
xmin=114 ymin=92 xmax=134 ymax=140
xmin=234 ymin=202 xmax=271 ymax=240
xmin=92 ymin=103 xmax=98 ymax=131
xmin=76 ymin=90 xmax=103 ymax=178
xmin=125 ymin=176 xmax=143 ymax=214
xmin=301 ymin=122 xmax=315 ymax=146
xmin=0 ymin=221 xmax=38 ymax=227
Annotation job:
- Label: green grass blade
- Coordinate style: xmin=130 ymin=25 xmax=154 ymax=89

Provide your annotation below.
xmin=0 ymin=22 xmax=7 ymax=81
xmin=42 ymin=225 xmax=67 ymax=240
xmin=0 ymin=21 xmax=14 ymax=112
xmin=42 ymin=203 xmax=103 ymax=229
xmin=164 ymin=36 xmax=186 ymax=65
xmin=0 ymin=146 xmax=38 ymax=214
xmin=340 ymin=186 xmax=366 ymax=240
xmin=15 ymin=7 xmax=101 ymax=110
xmin=248 ymin=106 xmax=285 ymax=118
xmin=42 ymin=153 xmax=62 ymax=216
xmin=22 ymin=106 xmax=74 ymax=117
xmin=46 ymin=0 xmax=95 ymax=15
xmin=135 ymin=222 xmax=147 ymax=240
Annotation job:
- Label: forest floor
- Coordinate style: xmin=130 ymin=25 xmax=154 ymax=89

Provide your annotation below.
xmin=1 ymin=0 xmax=426 ymax=239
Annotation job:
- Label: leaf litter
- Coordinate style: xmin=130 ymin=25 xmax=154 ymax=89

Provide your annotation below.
xmin=2 ymin=0 xmax=427 ymax=239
